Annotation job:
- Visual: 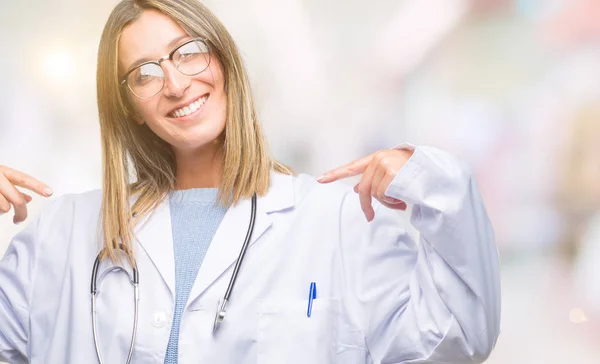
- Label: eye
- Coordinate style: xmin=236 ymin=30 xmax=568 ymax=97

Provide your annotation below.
xmin=175 ymin=40 xmax=209 ymax=63
xmin=129 ymin=63 xmax=163 ymax=86
xmin=135 ymin=73 xmax=153 ymax=85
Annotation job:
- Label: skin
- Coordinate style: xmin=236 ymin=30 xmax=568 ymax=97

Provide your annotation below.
xmin=1 ymin=10 xmax=415 ymax=224
xmin=0 ymin=167 xmax=49 ymax=224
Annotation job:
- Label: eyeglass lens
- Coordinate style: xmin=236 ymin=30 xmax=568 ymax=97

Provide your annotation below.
xmin=126 ymin=39 xmax=210 ymax=99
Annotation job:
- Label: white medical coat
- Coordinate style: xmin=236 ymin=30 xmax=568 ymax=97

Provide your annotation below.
xmin=0 ymin=145 xmax=500 ymax=363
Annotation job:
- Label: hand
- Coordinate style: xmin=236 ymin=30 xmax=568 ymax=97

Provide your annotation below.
xmin=317 ymin=149 xmax=414 ymax=222
xmin=0 ymin=165 xmax=53 ymax=224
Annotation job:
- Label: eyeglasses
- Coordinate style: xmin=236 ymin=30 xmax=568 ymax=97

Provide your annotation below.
xmin=120 ymin=38 xmax=211 ymax=100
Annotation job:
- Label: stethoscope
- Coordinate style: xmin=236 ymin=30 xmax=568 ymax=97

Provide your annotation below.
xmin=90 ymin=193 xmax=257 ymax=364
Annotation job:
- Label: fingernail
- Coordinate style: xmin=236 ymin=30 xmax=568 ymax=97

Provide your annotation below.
xmin=13 ymin=217 xmax=22 ymax=225
xmin=44 ymin=188 xmax=53 ymax=196
xmin=316 ymin=175 xmax=325 ymax=182
xmin=383 ymin=196 xmax=401 ymax=204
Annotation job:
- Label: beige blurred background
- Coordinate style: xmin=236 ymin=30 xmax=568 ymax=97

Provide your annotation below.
xmin=2 ymin=0 xmax=600 ymax=362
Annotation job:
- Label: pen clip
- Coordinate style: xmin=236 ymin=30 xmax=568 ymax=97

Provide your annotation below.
xmin=307 ymin=282 xmax=317 ymax=317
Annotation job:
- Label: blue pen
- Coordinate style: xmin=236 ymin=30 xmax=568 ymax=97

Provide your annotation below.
xmin=307 ymin=282 xmax=317 ymax=317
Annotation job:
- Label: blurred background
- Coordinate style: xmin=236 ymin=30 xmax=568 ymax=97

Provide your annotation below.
xmin=2 ymin=0 xmax=600 ymax=362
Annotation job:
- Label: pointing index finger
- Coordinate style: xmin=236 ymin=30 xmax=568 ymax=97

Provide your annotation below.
xmin=2 ymin=168 xmax=53 ymax=197
xmin=317 ymin=154 xmax=374 ymax=183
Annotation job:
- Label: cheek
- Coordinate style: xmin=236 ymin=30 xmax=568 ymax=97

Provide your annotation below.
xmin=212 ymin=78 xmax=227 ymax=114
xmin=212 ymin=95 xmax=228 ymax=132
xmin=132 ymin=99 xmax=158 ymax=124
xmin=215 ymin=93 xmax=227 ymax=117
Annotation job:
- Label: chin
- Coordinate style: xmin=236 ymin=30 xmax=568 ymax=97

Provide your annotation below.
xmin=169 ymin=134 xmax=223 ymax=153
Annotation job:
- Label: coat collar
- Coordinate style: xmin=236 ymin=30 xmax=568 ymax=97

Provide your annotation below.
xmin=133 ymin=172 xmax=295 ymax=301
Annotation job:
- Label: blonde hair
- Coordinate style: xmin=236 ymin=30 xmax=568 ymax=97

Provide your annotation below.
xmin=96 ymin=0 xmax=291 ymax=264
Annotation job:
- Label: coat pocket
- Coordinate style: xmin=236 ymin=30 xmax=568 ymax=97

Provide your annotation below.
xmin=257 ymin=298 xmax=339 ymax=364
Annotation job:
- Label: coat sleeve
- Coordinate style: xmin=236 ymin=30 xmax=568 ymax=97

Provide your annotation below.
xmin=339 ymin=145 xmax=501 ymax=364
xmin=0 ymin=214 xmax=42 ymax=363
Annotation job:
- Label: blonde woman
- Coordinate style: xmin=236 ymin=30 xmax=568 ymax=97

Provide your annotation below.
xmin=0 ymin=0 xmax=500 ymax=363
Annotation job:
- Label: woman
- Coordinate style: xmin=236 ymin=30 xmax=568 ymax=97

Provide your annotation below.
xmin=0 ymin=0 xmax=500 ymax=363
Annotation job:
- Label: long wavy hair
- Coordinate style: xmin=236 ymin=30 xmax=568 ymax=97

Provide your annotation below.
xmin=96 ymin=0 xmax=291 ymax=264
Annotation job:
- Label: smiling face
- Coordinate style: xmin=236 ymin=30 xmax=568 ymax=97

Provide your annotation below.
xmin=118 ymin=9 xmax=227 ymax=155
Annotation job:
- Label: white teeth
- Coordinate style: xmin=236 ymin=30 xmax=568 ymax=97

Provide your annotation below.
xmin=170 ymin=95 xmax=208 ymax=118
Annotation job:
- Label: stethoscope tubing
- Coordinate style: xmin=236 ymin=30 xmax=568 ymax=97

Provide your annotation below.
xmin=91 ymin=245 xmax=139 ymax=364
xmin=90 ymin=193 xmax=257 ymax=362
xmin=213 ymin=193 xmax=257 ymax=333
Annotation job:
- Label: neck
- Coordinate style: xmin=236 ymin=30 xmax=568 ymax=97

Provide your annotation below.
xmin=173 ymin=142 xmax=223 ymax=190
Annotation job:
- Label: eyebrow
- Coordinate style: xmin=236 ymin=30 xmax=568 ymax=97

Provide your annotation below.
xmin=125 ymin=34 xmax=193 ymax=74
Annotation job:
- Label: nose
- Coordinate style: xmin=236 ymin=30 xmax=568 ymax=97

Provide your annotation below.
xmin=161 ymin=61 xmax=190 ymax=99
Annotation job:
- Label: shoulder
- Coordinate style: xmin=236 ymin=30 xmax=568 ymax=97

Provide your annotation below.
xmin=277 ymin=171 xmax=411 ymax=225
xmin=7 ymin=189 xmax=104 ymax=277
xmin=268 ymin=171 xmax=357 ymax=217
xmin=274 ymin=171 xmax=352 ymax=201
xmin=41 ymin=189 xmax=102 ymax=216
xmin=34 ymin=189 xmax=103 ymax=232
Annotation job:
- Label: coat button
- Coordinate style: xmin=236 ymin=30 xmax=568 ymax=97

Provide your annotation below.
xmin=152 ymin=311 xmax=168 ymax=328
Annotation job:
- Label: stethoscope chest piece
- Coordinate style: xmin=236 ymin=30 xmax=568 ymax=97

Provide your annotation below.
xmin=213 ymin=298 xmax=228 ymax=333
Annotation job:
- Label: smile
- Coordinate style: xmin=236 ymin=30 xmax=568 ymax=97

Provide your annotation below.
xmin=168 ymin=94 xmax=209 ymax=118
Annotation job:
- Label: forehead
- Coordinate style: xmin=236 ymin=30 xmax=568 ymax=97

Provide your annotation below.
xmin=118 ymin=9 xmax=189 ymax=71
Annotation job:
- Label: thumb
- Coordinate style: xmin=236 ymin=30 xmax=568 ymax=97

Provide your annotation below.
xmin=379 ymin=197 xmax=407 ymax=211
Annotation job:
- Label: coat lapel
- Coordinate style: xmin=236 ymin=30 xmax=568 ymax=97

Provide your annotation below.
xmin=131 ymin=173 xmax=295 ymax=307
xmin=134 ymin=197 xmax=176 ymax=298
xmin=187 ymin=173 xmax=296 ymax=305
